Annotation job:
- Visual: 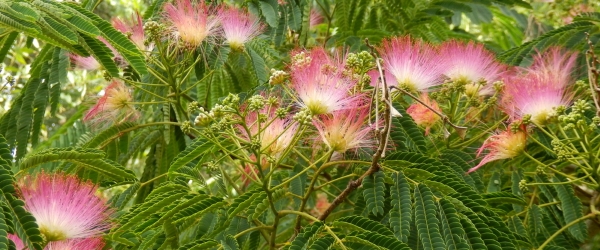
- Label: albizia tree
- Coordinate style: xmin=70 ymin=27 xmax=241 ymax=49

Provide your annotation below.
xmin=0 ymin=0 xmax=600 ymax=249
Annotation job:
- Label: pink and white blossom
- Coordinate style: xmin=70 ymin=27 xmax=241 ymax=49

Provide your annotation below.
xmin=467 ymin=128 xmax=527 ymax=174
xmin=527 ymin=47 xmax=578 ymax=90
xmin=501 ymin=48 xmax=577 ymax=125
xmin=46 ymin=238 xmax=106 ymax=250
xmin=440 ymin=40 xmax=507 ymax=96
xmin=240 ymin=104 xmax=298 ymax=156
xmin=313 ymin=105 xmax=374 ymax=153
xmin=84 ymin=80 xmax=139 ymax=128
xmin=378 ymin=36 xmax=445 ymax=92
xmin=113 ymin=12 xmax=149 ymax=51
xmin=309 ymin=8 xmax=324 ymax=29
xmin=290 ymin=48 xmax=361 ymax=115
xmin=17 ymin=172 xmax=113 ymax=241
xmin=164 ymin=0 xmax=220 ymax=47
xmin=220 ymin=7 xmax=263 ymax=50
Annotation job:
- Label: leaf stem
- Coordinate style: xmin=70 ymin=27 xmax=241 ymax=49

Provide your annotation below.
xmin=537 ymin=212 xmax=598 ymax=249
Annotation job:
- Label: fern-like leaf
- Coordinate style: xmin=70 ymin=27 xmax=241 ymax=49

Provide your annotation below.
xmin=334 ymin=216 xmax=394 ymax=237
xmin=285 ymin=221 xmax=323 ymax=250
xmin=552 ymin=176 xmax=588 ymax=242
xmin=168 ymin=138 xmax=214 ymax=176
xmin=363 ymin=171 xmax=386 ymax=216
xmin=390 ymin=172 xmax=412 ymax=243
xmin=414 ymin=184 xmax=446 ymax=250
xmin=172 ymin=196 xmax=225 ymax=223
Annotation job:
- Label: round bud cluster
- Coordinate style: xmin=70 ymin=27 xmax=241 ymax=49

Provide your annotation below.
xmin=188 ymin=101 xmax=201 ymax=113
xmin=143 ymin=21 xmax=163 ymax=41
xmin=551 ymin=139 xmax=570 ymax=160
xmin=181 ymin=121 xmax=192 ymax=134
xmin=346 ymin=51 xmax=375 ymax=74
xmin=247 ymin=95 xmax=266 ymax=111
xmin=518 ymin=179 xmax=528 ymax=193
xmin=194 ymin=111 xmax=213 ymax=127
xmin=275 ymin=107 xmax=289 ymax=119
xmin=269 ymin=69 xmax=288 ymax=85
xmin=222 ymin=93 xmax=240 ymax=109
xmin=293 ymin=108 xmax=313 ymax=125
xmin=292 ymin=52 xmax=311 ymax=68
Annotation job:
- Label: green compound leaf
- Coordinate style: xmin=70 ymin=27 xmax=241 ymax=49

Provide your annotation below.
xmin=334 ymin=215 xmax=394 ymax=237
xmin=438 ymin=198 xmax=469 ymax=250
xmin=285 ymin=221 xmax=323 ymax=250
xmin=363 ymin=171 xmax=386 ymax=216
xmin=390 ymin=172 xmax=412 ymax=243
xmin=552 ymin=176 xmax=588 ymax=242
xmin=414 ymin=185 xmax=445 ymax=250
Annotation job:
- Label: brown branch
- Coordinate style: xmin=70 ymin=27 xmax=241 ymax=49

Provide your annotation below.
xmin=318 ymin=39 xmax=391 ymax=221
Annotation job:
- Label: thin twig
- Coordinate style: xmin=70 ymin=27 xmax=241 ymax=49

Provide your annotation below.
xmin=318 ymin=39 xmax=391 ymax=221
xmin=389 ymin=85 xmax=468 ymax=137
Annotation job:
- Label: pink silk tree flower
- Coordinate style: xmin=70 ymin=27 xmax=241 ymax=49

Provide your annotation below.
xmin=69 ymin=54 xmax=101 ymax=70
xmin=220 ymin=7 xmax=263 ymax=50
xmin=70 ymin=37 xmax=122 ymax=70
xmin=309 ymin=8 xmax=324 ymax=29
xmin=467 ymin=128 xmax=527 ymax=174
xmin=378 ymin=36 xmax=445 ymax=92
xmin=501 ymin=72 xmax=574 ymax=126
xmin=406 ymin=93 xmax=441 ymax=135
xmin=113 ymin=12 xmax=148 ymax=51
xmin=240 ymin=105 xmax=299 ymax=157
xmin=313 ymin=105 xmax=374 ymax=153
xmin=83 ymin=80 xmax=139 ymax=128
xmin=17 ymin=172 xmax=113 ymax=241
xmin=45 ymin=238 xmax=105 ymax=250
xmin=290 ymin=48 xmax=361 ymax=115
xmin=164 ymin=0 xmax=220 ymax=47
xmin=439 ymin=40 xmax=507 ymax=96
xmin=527 ymin=47 xmax=578 ymax=90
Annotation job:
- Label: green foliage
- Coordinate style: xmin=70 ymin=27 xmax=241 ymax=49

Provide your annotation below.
xmin=0 ymin=135 xmax=43 ymax=250
xmin=0 ymin=0 xmax=598 ymax=249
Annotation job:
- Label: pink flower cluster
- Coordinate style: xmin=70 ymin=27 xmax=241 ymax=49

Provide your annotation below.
xmin=286 ymin=48 xmax=375 ymax=153
xmin=377 ymin=36 xmax=507 ymax=94
xmin=164 ymin=0 xmax=263 ymax=49
xmin=83 ymin=80 xmax=140 ymax=129
xmin=471 ymin=48 xmax=577 ymax=173
xmin=8 ymin=172 xmax=112 ymax=249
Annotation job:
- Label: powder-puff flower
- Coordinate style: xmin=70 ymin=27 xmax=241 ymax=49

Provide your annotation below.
xmin=406 ymin=93 xmax=441 ymax=135
xmin=501 ymin=48 xmax=577 ymax=125
xmin=440 ymin=40 xmax=507 ymax=96
xmin=220 ymin=7 xmax=263 ymax=50
xmin=84 ymin=80 xmax=139 ymax=128
xmin=70 ymin=54 xmax=101 ymax=70
xmin=239 ymin=102 xmax=298 ymax=156
xmin=309 ymin=8 xmax=324 ymax=29
xmin=290 ymin=48 xmax=361 ymax=115
xmin=527 ymin=47 xmax=578 ymax=90
xmin=313 ymin=105 xmax=374 ymax=153
xmin=46 ymin=238 xmax=106 ymax=250
xmin=17 ymin=172 xmax=113 ymax=241
xmin=467 ymin=128 xmax=527 ymax=174
xmin=70 ymin=37 xmax=122 ymax=70
xmin=378 ymin=36 xmax=445 ymax=92
xmin=113 ymin=12 xmax=149 ymax=51
xmin=502 ymin=74 xmax=574 ymax=125
xmin=164 ymin=0 xmax=220 ymax=47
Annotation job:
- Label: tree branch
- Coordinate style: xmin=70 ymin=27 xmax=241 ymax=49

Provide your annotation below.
xmin=318 ymin=39 xmax=391 ymax=221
